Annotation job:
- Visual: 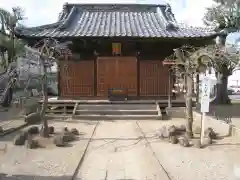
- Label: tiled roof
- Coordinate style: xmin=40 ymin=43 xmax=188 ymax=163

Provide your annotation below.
xmin=15 ymin=4 xmax=218 ymax=38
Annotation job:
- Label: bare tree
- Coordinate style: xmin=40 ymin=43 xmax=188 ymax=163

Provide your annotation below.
xmin=25 ymin=39 xmax=72 ymax=137
xmin=165 ymin=45 xmax=205 ymax=137
xmin=166 ymin=44 xmax=240 ymax=136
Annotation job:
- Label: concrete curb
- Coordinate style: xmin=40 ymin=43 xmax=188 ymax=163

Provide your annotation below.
xmin=193 ymin=111 xmax=240 ymax=138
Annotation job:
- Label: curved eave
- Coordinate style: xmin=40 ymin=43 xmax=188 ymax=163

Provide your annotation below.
xmin=14 ymin=33 xmax=218 ymax=41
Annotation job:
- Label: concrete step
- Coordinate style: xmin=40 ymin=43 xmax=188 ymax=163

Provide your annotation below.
xmin=72 ymin=114 xmax=161 ymax=120
xmin=76 ymin=104 xmax=157 ymax=110
xmin=166 ymin=107 xmax=186 ymax=118
xmin=75 ymin=109 xmax=158 ymax=115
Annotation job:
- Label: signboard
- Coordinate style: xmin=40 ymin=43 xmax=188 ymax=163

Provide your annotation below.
xmin=200 ymin=76 xmax=211 ymax=113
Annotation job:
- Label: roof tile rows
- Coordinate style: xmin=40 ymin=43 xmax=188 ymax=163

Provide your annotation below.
xmin=15 ymin=4 xmax=217 ymax=38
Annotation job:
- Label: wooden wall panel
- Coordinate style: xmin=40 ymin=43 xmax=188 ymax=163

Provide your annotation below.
xmin=139 ymin=60 xmax=169 ymax=96
xmin=97 ymin=57 xmax=137 ymax=97
xmin=59 ymin=60 xmax=94 ymax=97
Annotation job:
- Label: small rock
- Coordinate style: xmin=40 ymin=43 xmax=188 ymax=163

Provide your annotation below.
xmin=169 ymin=135 xmax=178 ymax=144
xmin=62 ymin=127 xmax=69 ymax=132
xmin=160 ymin=126 xmax=169 ymax=138
xmin=168 ymin=125 xmax=177 ymax=136
xmin=53 ymin=134 xmax=65 ymax=147
xmin=194 ymin=126 xmax=201 ymax=134
xmin=204 ymin=127 xmax=217 ymax=139
xmin=193 ymin=139 xmax=202 ymax=148
xmin=27 ymin=126 xmax=39 ymax=134
xmin=178 ymin=124 xmax=186 ymax=132
xmin=205 ymin=136 xmax=213 ymax=145
xmin=70 ymin=128 xmax=79 ymax=135
xmin=24 ymin=112 xmax=41 ymax=124
xmin=25 ymin=135 xmax=38 ymax=149
xmin=179 ymin=137 xmax=190 ymax=147
xmin=48 ymin=126 xmax=54 ymax=134
xmin=13 ymin=132 xmax=28 ymax=146
xmin=62 ymin=131 xmax=75 ymax=142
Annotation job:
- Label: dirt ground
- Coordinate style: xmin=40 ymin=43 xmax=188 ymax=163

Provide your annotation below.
xmin=0 ymin=118 xmax=240 ymax=180
xmin=0 ymin=119 xmax=97 ymax=179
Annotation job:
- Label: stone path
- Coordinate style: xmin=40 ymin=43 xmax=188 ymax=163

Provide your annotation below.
xmin=77 ymin=120 xmax=169 ymax=180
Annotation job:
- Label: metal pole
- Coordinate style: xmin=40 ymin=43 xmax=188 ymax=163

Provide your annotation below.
xmin=168 ymin=70 xmax=171 ymax=108
xmin=200 ymin=112 xmax=206 ymax=145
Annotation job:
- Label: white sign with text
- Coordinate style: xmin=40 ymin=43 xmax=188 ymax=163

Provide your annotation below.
xmin=201 ymin=76 xmax=211 ymax=113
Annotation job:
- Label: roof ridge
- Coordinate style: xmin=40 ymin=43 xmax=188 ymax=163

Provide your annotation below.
xmin=177 ymin=22 xmax=216 ymax=32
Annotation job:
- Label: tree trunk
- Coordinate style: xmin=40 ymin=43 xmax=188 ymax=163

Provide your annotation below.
xmin=211 ymin=72 xmax=230 ymax=105
xmin=196 ymin=74 xmax=200 ymax=103
xmin=40 ymin=58 xmax=49 ymax=137
xmin=185 ymin=74 xmax=193 ymax=138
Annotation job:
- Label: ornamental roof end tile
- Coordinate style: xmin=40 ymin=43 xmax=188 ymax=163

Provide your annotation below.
xmin=15 ymin=3 xmax=218 ymax=39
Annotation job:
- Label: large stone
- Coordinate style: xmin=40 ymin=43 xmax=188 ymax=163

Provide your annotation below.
xmin=177 ymin=124 xmax=186 ymax=132
xmin=205 ymin=136 xmax=213 ymax=145
xmin=179 ymin=136 xmax=190 ymax=147
xmin=25 ymin=135 xmax=38 ymax=149
xmin=27 ymin=126 xmax=39 ymax=135
xmin=159 ymin=126 xmax=169 ymax=138
xmin=62 ymin=127 xmax=69 ymax=132
xmin=169 ymin=135 xmax=178 ymax=144
xmin=53 ymin=134 xmax=65 ymax=147
xmin=70 ymin=128 xmax=79 ymax=135
xmin=168 ymin=125 xmax=177 ymax=136
xmin=204 ymin=127 xmax=217 ymax=139
xmin=25 ymin=112 xmax=41 ymax=124
xmin=13 ymin=132 xmax=28 ymax=146
xmin=62 ymin=131 xmax=75 ymax=142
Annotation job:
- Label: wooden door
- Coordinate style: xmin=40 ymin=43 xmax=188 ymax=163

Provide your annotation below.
xmin=59 ymin=60 xmax=94 ymax=97
xmin=97 ymin=57 xmax=137 ymax=97
xmin=139 ymin=60 xmax=169 ymax=96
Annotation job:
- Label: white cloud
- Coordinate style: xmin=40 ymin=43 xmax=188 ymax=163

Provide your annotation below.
xmin=171 ymin=0 xmax=215 ymax=26
xmin=0 ymin=0 xmax=215 ymax=27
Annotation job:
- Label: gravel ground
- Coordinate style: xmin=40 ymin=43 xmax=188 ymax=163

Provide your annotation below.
xmin=138 ymin=119 xmax=240 ymax=180
xmin=0 ymin=119 xmax=97 ymax=180
xmin=77 ymin=120 xmax=170 ymax=180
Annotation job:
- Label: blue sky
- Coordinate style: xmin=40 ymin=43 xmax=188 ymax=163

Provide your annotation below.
xmin=0 ymin=0 xmax=214 ymax=27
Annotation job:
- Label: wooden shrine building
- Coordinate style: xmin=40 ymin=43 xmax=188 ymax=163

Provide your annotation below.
xmin=15 ymin=3 xmax=217 ymax=100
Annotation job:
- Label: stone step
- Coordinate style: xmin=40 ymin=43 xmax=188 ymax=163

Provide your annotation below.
xmin=166 ymin=107 xmax=186 ymax=118
xmin=72 ymin=114 xmax=161 ymax=120
xmin=75 ymin=109 xmax=158 ymax=115
xmin=76 ymin=104 xmax=157 ymax=110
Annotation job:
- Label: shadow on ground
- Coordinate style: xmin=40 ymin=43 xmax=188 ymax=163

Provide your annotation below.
xmin=196 ymin=103 xmax=240 ymax=121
